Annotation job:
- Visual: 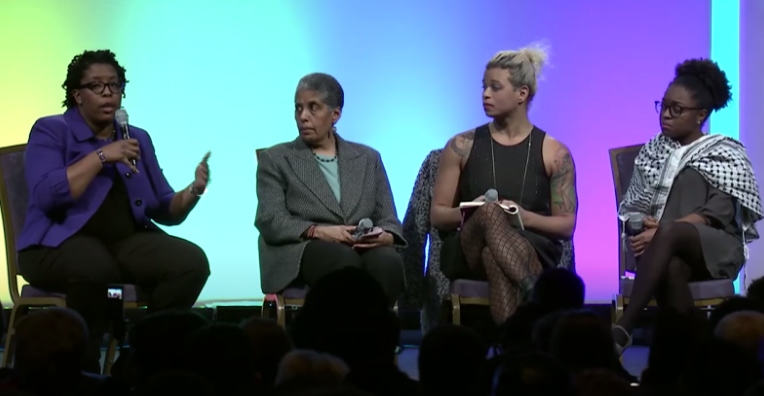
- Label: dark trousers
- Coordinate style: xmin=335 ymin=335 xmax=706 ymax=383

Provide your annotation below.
xmin=300 ymin=240 xmax=404 ymax=306
xmin=18 ymin=231 xmax=210 ymax=367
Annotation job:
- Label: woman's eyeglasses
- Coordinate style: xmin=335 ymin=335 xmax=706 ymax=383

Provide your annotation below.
xmin=80 ymin=82 xmax=126 ymax=95
xmin=655 ymin=100 xmax=701 ymax=118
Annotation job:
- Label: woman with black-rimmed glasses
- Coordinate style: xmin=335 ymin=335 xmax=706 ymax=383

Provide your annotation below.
xmin=612 ymin=58 xmax=763 ymax=355
xmin=17 ymin=50 xmax=211 ymax=371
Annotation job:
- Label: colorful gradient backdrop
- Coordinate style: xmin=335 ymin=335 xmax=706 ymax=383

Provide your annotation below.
xmin=0 ymin=0 xmax=738 ymax=305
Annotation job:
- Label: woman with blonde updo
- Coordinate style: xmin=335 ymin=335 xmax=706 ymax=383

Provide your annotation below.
xmin=431 ymin=44 xmax=578 ymax=324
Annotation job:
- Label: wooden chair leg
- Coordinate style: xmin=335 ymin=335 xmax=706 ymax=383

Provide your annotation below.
xmin=450 ymin=294 xmax=461 ymax=325
xmin=276 ymin=295 xmax=286 ymax=328
xmin=612 ymin=294 xmax=625 ymax=325
xmin=260 ymin=298 xmax=271 ymax=319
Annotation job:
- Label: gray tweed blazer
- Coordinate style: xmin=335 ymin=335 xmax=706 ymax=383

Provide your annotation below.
xmin=255 ymin=135 xmax=406 ymax=294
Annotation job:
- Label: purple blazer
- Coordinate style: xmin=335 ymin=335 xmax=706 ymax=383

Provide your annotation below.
xmin=17 ymin=108 xmax=178 ymax=251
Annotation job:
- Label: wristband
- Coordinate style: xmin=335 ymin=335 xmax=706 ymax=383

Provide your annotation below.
xmin=189 ymin=185 xmax=205 ymax=197
xmin=96 ymin=149 xmax=107 ymax=163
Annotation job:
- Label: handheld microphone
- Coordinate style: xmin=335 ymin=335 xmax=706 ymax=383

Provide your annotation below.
xmin=626 ymin=212 xmax=644 ymax=236
xmin=353 ymin=218 xmax=374 ymax=238
xmin=115 ymin=109 xmax=137 ymax=167
xmin=485 ymin=189 xmax=499 ymax=203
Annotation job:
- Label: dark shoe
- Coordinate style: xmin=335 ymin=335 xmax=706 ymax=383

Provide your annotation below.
xmin=520 ymin=275 xmax=538 ymax=303
xmin=611 ymin=325 xmax=633 ymax=356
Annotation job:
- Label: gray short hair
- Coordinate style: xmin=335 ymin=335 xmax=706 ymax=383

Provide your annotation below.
xmin=486 ymin=42 xmax=550 ymax=101
xmin=295 ymin=73 xmax=345 ymax=110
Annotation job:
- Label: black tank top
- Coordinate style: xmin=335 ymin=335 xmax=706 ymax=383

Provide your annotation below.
xmin=459 ymin=124 xmax=550 ymax=214
xmin=458 ymin=123 xmax=561 ymax=267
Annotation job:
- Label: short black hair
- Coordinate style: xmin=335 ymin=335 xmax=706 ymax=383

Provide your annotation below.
xmin=62 ymin=49 xmax=128 ymax=108
xmin=672 ymin=58 xmax=732 ymax=116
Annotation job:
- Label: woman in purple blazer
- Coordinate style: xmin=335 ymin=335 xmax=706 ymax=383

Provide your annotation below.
xmin=17 ymin=50 xmax=211 ymax=371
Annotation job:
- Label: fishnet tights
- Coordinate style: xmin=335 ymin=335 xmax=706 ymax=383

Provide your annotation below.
xmin=460 ymin=203 xmax=543 ymax=324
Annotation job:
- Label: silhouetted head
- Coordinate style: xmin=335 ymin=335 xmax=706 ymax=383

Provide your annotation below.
xmin=747 ymin=277 xmax=764 ymax=305
xmin=290 ymin=268 xmax=395 ymax=368
xmin=532 ymin=268 xmax=585 ymax=311
xmin=709 ymin=297 xmax=764 ymax=333
xmin=15 ymin=308 xmax=88 ymax=379
xmin=185 ymin=324 xmax=260 ymax=396
xmin=419 ymin=325 xmax=488 ymax=396
xmin=550 ymin=310 xmax=616 ymax=373
xmin=492 ymin=352 xmax=572 ymax=396
xmin=127 ymin=310 xmax=209 ymax=384
xmin=240 ymin=317 xmax=293 ymax=390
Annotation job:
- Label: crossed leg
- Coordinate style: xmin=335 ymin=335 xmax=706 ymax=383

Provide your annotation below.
xmin=460 ymin=203 xmax=543 ymax=323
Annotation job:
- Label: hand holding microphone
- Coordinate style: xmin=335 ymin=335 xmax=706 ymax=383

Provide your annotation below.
xmin=96 ymin=108 xmax=140 ymax=173
xmin=626 ymin=213 xmax=659 ymax=256
xmin=115 ymin=109 xmax=138 ymax=168
xmin=100 ymin=140 xmax=140 ymax=174
xmin=314 ymin=225 xmax=356 ymax=244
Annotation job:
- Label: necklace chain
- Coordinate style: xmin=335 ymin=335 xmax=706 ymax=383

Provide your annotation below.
xmin=490 ymin=124 xmax=532 ymax=206
xmin=312 ymin=137 xmax=338 ymax=162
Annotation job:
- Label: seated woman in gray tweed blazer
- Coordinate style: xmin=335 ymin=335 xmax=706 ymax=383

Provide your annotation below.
xmin=255 ymin=73 xmax=407 ymax=306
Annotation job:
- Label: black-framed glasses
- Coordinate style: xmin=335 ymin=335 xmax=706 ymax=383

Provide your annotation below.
xmin=655 ymin=100 xmax=700 ymax=118
xmin=80 ymin=81 xmax=126 ymax=95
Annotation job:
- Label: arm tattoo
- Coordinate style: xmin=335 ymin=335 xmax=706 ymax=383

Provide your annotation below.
xmin=550 ymin=145 xmax=577 ymax=214
xmin=449 ymin=131 xmax=475 ymax=158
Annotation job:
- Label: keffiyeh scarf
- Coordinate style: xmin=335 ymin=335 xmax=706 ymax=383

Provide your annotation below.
xmin=619 ymin=133 xmax=764 ymax=258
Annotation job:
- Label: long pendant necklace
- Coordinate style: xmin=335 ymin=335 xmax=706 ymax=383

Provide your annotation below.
xmin=489 ymin=124 xmax=532 ymax=207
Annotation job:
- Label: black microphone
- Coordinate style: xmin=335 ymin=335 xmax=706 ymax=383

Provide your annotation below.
xmin=115 ymin=109 xmax=137 ymax=167
xmin=353 ymin=218 xmax=374 ymax=238
xmin=626 ymin=212 xmax=644 ymax=236
xmin=485 ymin=189 xmax=499 ymax=203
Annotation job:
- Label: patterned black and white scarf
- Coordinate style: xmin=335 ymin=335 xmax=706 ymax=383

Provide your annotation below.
xmin=619 ymin=133 xmax=764 ymax=258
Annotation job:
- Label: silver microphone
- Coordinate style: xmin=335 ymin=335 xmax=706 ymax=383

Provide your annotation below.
xmin=485 ymin=189 xmax=499 ymax=203
xmin=115 ymin=109 xmax=136 ymax=167
xmin=353 ymin=218 xmax=374 ymax=238
xmin=627 ymin=212 xmax=644 ymax=236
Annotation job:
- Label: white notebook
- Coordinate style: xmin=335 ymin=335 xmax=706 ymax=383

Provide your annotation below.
xmin=458 ymin=202 xmax=524 ymax=229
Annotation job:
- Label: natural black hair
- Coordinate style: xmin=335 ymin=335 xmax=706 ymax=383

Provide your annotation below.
xmin=61 ymin=49 xmax=128 ymax=108
xmin=672 ymin=58 xmax=732 ymax=116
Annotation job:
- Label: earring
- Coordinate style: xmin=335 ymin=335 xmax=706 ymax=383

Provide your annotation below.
xmin=697 ymin=120 xmax=701 ymax=125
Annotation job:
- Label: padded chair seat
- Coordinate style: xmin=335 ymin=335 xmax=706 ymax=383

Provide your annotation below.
xmin=620 ymin=278 xmax=735 ymax=300
xmin=282 ymin=286 xmax=308 ymax=299
xmin=20 ymin=284 xmax=145 ymax=302
xmin=264 ymin=286 xmax=309 ymax=301
xmin=450 ymin=279 xmax=489 ymax=298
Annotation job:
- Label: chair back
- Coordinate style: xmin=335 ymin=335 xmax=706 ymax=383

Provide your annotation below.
xmin=0 ymin=144 xmax=28 ymax=302
xmin=608 ymin=144 xmax=643 ymax=276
